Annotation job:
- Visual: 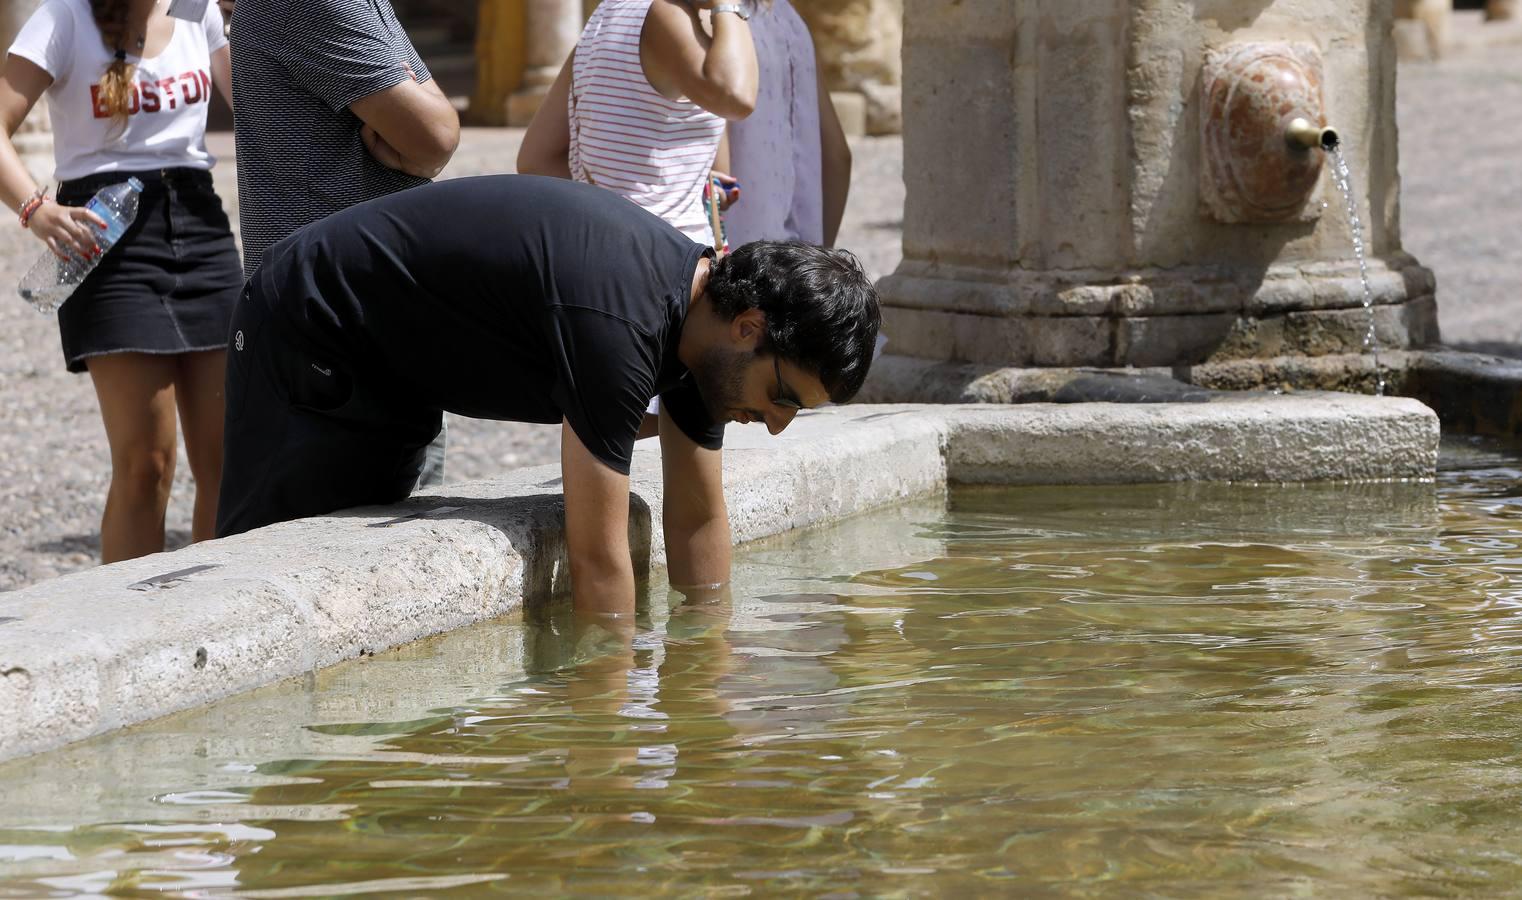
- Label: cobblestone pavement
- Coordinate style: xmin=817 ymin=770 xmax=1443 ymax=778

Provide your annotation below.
xmin=0 ymin=44 xmax=1515 ymax=590
xmin=1397 ymin=44 xmax=1522 ymax=355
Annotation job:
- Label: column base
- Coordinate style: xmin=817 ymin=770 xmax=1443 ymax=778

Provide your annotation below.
xmin=506 ymin=87 xmax=550 ymax=126
xmin=877 ymin=255 xmax=1439 ymax=367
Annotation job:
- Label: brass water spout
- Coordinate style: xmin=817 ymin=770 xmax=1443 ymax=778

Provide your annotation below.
xmin=1286 ymin=117 xmax=1339 ymax=152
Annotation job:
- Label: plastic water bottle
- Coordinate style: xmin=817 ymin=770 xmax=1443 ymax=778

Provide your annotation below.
xmin=17 ymin=177 xmax=144 ymax=313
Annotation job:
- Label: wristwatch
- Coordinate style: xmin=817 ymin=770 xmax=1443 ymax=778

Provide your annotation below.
xmin=710 ymin=3 xmax=750 ymax=20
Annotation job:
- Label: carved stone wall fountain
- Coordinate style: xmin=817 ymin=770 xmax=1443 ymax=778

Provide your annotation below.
xmin=872 ymin=1 xmax=1439 ymax=384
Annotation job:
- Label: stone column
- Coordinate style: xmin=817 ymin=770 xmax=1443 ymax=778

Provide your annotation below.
xmin=1394 ymin=0 xmax=1451 ymax=59
xmin=1 ymin=0 xmax=53 ymax=180
xmin=468 ymin=0 xmax=527 ymax=127
xmin=877 ymin=0 xmax=1436 ymax=371
xmin=506 ymin=0 xmax=583 ymax=126
xmin=795 ymin=0 xmax=904 ymax=135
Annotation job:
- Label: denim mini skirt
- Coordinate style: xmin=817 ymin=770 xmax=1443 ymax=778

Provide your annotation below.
xmin=54 ymin=167 xmax=243 ymax=373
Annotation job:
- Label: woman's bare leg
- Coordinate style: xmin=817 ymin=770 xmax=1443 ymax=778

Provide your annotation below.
xmin=87 ymin=353 xmax=179 ymax=563
xmin=173 ymin=349 xmax=228 ymax=543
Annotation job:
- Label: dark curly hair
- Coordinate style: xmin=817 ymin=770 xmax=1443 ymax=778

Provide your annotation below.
xmin=705 ymin=241 xmax=881 ymax=403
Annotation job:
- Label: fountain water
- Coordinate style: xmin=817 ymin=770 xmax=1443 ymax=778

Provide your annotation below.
xmin=1328 ymin=145 xmax=1387 ymax=396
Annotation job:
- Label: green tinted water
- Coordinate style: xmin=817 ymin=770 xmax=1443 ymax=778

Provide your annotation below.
xmin=4 ymin=439 xmax=1522 ymax=896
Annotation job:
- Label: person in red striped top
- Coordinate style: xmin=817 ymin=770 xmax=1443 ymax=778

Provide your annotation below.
xmin=518 ymin=0 xmax=758 ymax=250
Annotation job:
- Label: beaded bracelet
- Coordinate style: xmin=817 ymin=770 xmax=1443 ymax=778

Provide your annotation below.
xmin=18 ymin=188 xmax=47 ymax=229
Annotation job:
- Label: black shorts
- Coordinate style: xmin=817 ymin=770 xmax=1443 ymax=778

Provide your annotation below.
xmin=56 ymin=168 xmax=243 ymax=373
xmin=215 ymin=286 xmax=443 ymax=538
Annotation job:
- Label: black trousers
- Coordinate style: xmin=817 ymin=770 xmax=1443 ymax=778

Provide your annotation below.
xmin=215 ymin=286 xmax=442 ymax=538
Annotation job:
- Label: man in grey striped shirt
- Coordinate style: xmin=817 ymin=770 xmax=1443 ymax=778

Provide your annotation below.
xmin=229 ymin=0 xmax=461 ymax=482
xmin=229 ymin=0 xmax=459 ymax=275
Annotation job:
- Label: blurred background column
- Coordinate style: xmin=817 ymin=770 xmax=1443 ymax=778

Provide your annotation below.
xmin=0 ymin=0 xmax=53 ymax=180
xmin=794 ymin=0 xmax=904 ymax=136
xmin=468 ymin=0 xmax=527 ymax=126
xmin=506 ymin=0 xmax=582 ymax=126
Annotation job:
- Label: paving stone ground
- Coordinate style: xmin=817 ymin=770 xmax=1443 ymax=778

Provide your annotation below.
xmin=0 ymin=44 xmax=1514 ymax=591
xmin=1397 ymin=42 xmax=1522 ymax=356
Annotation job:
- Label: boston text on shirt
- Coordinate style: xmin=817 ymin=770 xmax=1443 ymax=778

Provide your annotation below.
xmin=91 ymin=70 xmax=213 ymax=118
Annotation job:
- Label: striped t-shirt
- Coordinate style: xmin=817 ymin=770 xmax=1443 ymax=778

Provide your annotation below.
xmin=230 ymin=0 xmax=432 ymax=277
xmin=569 ymin=0 xmax=726 ymax=245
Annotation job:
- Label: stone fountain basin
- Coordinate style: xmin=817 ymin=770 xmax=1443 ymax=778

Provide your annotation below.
xmin=0 ymin=397 xmax=1438 ymax=766
xmin=864 ymin=349 xmax=1522 ymax=438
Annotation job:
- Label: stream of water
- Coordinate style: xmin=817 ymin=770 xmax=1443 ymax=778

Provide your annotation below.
xmin=1329 ymin=146 xmax=1386 ymax=395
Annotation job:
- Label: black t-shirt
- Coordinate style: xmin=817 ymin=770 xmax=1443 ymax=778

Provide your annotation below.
xmin=252 ymin=175 xmax=724 ymax=474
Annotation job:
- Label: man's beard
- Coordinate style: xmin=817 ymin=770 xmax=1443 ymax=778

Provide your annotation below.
xmin=690 ymin=345 xmax=752 ymax=423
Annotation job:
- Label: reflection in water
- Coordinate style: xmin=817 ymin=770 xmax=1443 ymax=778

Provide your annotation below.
xmin=5 ymin=445 xmax=1522 ymax=893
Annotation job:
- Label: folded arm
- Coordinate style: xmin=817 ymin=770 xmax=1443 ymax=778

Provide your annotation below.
xmin=277 ymin=1 xmax=460 ymax=179
xmin=351 ymin=72 xmax=460 ymax=179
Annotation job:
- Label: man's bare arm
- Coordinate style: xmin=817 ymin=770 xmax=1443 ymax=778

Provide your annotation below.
xmin=561 ymin=420 xmax=637 ymax=617
xmin=350 ymin=71 xmax=460 ymax=178
xmin=658 ymin=405 xmax=731 ymax=588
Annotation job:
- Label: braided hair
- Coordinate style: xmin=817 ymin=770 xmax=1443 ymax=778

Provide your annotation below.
xmin=89 ymin=0 xmax=137 ymax=121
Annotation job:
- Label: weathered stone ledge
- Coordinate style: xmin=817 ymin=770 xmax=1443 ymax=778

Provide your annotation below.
xmin=861 ymin=349 xmax=1522 ymax=439
xmin=0 ymin=398 xmax=1438 ymax=765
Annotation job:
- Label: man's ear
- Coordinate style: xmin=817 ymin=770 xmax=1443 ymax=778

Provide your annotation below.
xmin=729 ymin=308 xmax=767 ymax=348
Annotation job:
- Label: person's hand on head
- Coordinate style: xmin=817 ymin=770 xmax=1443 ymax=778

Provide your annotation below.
xmin=27 ymin=200 xmax=106 ymax=261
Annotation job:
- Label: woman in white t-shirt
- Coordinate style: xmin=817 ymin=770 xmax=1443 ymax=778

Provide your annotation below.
xmin=0 ymin=0 xmax=242 ymax=564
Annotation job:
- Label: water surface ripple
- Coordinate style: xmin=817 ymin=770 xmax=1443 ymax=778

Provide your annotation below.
xmin=3 ymin=440 xmax=1522 ymax=895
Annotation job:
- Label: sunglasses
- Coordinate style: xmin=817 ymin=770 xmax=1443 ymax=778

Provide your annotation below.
xmin=772 ymin=355 xmax=802 ymax=411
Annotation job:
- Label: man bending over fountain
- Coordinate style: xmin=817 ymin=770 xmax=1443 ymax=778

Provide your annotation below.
xmin=215 ymin=174 xmax=880 ymax=616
